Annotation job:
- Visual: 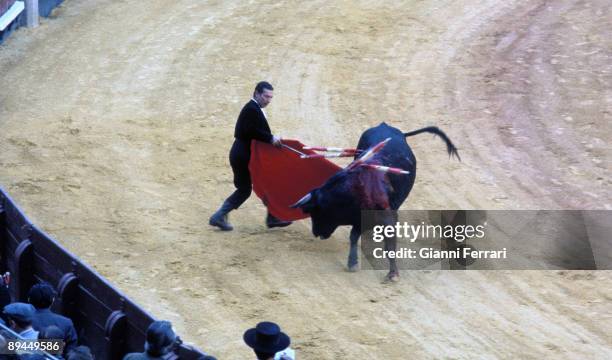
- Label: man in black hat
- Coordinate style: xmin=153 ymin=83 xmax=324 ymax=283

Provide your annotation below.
xmin=209 ymin=81 xmax=293 ymax=231
xmin=243 ymin=321 xmax=292 ymax=360
xmin=28 ymin=282 xmax=78 ymax=354
xmin=3 ymin=302 xmax=38 ymax=340
xmin=123 ymin=320 xmax=178 ymax=360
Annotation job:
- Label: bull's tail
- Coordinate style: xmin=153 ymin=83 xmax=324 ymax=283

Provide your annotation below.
xmin=404 ymin=126 xmax=461 ymax=161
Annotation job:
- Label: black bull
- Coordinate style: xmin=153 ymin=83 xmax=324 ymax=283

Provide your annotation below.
xmin=292 ymin=122 xmax=460 ymax=282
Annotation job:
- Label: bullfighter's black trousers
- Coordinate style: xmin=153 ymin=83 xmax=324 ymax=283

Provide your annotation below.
xmin=224 ymin=139 xmax=252 ymax=210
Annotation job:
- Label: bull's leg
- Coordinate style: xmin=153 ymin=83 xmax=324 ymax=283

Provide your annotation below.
xmin=384 ymin=234 xmax=400 ymax=282
xmin=347 ymin=226 xmax=360 ymax=272
xmin=383 ymin=211 xmax=400 ymax=282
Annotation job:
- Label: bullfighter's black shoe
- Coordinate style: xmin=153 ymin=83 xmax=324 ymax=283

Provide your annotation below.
xmin=209 ymin=201 xmax=234 ymax=231
xmin=266 ymin=213 xmax=292 ymax=228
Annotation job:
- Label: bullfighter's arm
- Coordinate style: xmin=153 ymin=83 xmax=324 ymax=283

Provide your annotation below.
xmin=246 ymin=107 xmax=274 ymax=143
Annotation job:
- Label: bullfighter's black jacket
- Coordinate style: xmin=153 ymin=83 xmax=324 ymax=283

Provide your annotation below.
xmin=234 ymin=99 xmax=273 ymax=144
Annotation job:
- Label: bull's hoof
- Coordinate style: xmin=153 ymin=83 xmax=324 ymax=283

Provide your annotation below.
xmin=383 ymin=272 xmax=400 ymax=283
xmin=347 ymin=264 xmax=360 ymax=272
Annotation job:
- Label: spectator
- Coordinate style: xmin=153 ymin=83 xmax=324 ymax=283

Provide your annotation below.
xmin=243 ymin=322 xmax=291 ymax=360
xmin=28 ymin=283 xmax=78 ymax=354
xmin=3 ymin=303 xmax=38 ymax=339
xmin=0 ymin=333 xmax=9 ymax=360
xmin=39 ymin=325 xmax=64 ymax=340
xmin=38 ymin=325 xmax=65 ymax=359
xmin=0 ymin=273 xmax=11 ymax=324
xmin=66 ymin=346 xmax=93 ymax=360
xmin=123 ymin=320 xmax=178 ymax=360
xmin=3 ymin=303 xmax=44 ymax=360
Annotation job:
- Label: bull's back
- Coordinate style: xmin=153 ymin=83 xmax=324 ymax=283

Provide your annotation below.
xmin=356 ymin=122 xmax=415 ymax=168
xmin=356 ymin=123 xmax=416 ymax=210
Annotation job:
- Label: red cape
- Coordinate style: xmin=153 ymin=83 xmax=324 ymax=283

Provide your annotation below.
xmin=249 ymin=139 xmax=341 ymax=221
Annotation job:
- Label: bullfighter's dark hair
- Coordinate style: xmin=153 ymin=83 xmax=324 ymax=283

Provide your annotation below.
xmin=254 ymin=81 xmax=273 ymax=94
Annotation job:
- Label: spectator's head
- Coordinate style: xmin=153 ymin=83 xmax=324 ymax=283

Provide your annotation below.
xmin=66 ymin=346 xmax=94 ymax=360
xmin=28 ymin=282 xmax=57 ymax=309
xmin=145 ymin=320 xmax=177 ymax=357
xmin=253 ymin=81 xmax=274 ymax=108
xmin=39 ymin=325 xmax=64 ymax=340
xmin=243 ymin=321 xmax=290 ymax=360
xmin=3 ymin=302 xmax=35 ymax=331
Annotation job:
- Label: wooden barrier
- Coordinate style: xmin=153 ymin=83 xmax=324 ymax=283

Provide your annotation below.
xmin=0 ymin=0 xmax=23 ymax=42
xmin=38 ymin=0 xmax=63 ymax=17
xmin=0 ymin=188 xmax=208 ymax=359
xmin=0 ymin=0 xmax=17 ymax=17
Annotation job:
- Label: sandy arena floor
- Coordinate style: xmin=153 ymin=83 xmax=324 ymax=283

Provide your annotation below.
xmin=1 ymin=0 xmax=611 ymax=358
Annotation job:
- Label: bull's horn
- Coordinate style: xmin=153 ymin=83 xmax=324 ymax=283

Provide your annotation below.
xmin=290 ymin=193 xmax=312 ymax=208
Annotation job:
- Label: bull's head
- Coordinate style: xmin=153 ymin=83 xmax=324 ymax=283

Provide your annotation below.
xmin=291 ymin=188 xmax=350 ymax=239
xmin=291 ymin=169 xmax=389 ymax=239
